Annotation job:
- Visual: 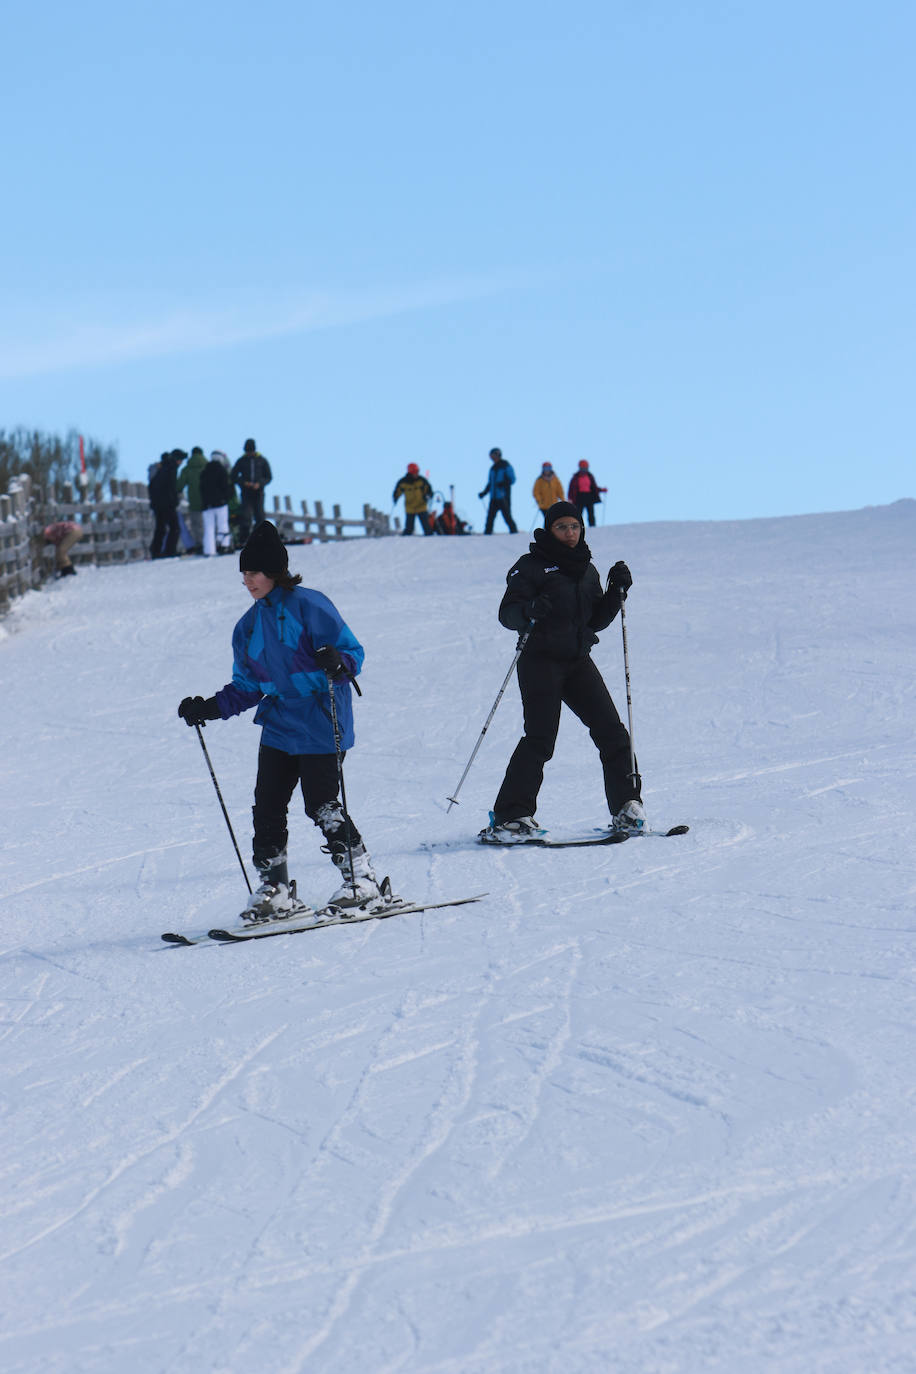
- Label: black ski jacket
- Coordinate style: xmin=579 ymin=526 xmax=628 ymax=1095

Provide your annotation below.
xmin=148 ymin=458 xmax=179 ymax=513
xmin=498 ymin=530 xmax=621 ymax=662
xmin=231 ymin=453 xmax=272 ymax=490
xmin=200 ymin=460 xmax=233 ymax=509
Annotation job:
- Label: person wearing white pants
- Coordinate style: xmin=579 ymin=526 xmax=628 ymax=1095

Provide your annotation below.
xmin=200 ymin=451 xmax=233 ymax=556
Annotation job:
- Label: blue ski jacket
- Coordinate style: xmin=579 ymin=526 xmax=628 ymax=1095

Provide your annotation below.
xmin=214 ymin=585 xmax=364 ymax=753
xmin=480 ymin=459 xmax=516 ymax=501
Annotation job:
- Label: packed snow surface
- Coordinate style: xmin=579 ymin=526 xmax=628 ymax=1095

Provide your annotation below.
xmin=1 ymin=501 xmax=914 ymax=1374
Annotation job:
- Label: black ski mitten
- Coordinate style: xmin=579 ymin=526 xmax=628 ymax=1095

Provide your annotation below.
xmin=606 ymin=561 xmax=633 ymax=597
xmin=178 ymin=696 xmax=220 ymax=727
xmin=314 ymin=644 xmax=345 ymax=678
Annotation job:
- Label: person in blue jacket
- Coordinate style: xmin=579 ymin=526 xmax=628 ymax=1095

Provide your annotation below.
xmin=479 ymin=446 xmax=518 ymax=534
xmin=177 ymin=520 xmax=381 ymax=918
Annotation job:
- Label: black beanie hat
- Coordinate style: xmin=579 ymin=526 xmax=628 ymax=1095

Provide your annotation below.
xmin=244 ymin=438 xmax=257 ymax=453
xmin=545 ymin=500 xmax=580 ymax=529
xmin=239 ymin=520 xmax=288 ymax=577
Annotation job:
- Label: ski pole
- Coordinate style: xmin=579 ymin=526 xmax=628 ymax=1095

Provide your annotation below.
xmin=618 ymin=593 xmax=641 ymax=795
xmin=324 ymin=671 xmax=358 ymax=901
xmin=194 ymin=724 xmax=252 ymax=892
xmin=446 ymin=625 xmax=534 ymax=811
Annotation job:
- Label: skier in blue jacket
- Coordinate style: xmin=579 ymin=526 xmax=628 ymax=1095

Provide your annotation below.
xmin=177 ymin=520 xmax=381 ymax=918
xmin=479 ymin=447 xmax=518 ymax=534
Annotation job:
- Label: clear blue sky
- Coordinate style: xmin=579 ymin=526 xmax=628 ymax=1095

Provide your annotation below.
xmin=2 ymin=0 xmax=913 ymax=526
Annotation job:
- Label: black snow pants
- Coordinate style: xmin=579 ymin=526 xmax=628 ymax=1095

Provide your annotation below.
xmin=492 ymin=652 xmax=638 ymax=823
xmin=573 ymin=495 xmax=598 ymax=526
xmin=252 ymin=744 xmax=361 ymax=868
xmin=484 ymin=498 xmax=517 ymax=534
xmin=150 ymin=506 xmax=180 ymax=558
xmin=239 ymin=490 xmax=266 ymax=542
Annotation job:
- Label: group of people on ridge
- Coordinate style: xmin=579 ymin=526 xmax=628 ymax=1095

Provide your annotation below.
xmin=177 ymin=500 xmax=645 ymax=926
xmin=392 ymin=448 xmax=608 ymax=538
xmin=149 ymin=440 xmax=272 ymax=560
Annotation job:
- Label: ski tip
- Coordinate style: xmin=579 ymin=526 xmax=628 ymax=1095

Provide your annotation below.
xmin=161 ymin=932 xmax=194 ymax=945
xmin=665 ymin=824 xmax=690 ymax=836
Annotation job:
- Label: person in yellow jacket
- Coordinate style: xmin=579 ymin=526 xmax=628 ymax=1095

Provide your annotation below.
xmin=392 ymin=463 xmax=434 ymax=535
xmin=533 ymin=462 xmax=564 ymax=523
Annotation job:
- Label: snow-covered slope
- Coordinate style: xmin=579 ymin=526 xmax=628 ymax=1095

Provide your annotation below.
xmin=1 ymin=501 xmax=914 ymax=1374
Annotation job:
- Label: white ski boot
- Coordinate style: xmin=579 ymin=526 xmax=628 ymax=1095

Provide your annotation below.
xmin=327 ymin=843 xmax=382 ymax=908
xmin=241 ymin=857 xmax=297 ymax=923
xmin=316 ymin=803 xmax=383 ymax=909
xmin=479 ymin=814 xmax=546 ymax=844
xmin=612 ymin=800 xmax=647 ymax=835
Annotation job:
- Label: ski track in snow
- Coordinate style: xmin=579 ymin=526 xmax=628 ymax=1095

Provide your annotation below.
xmin=0 ymin=503 xmax=915 ymax=1372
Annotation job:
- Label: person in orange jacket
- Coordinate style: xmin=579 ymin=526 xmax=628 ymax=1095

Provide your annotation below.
xmin=533 ymin=463 xmax=564 ymax=522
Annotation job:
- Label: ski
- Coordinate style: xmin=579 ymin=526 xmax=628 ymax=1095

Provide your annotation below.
xmin=630 ymin=824 xmax=690 ymax=838
xmin=477 ymin=830 xmax=627 ymax=849
xmin=476 ymin=823 xmax=689 ymax=849
xmin=162 ymin=897 xmax=317 ymax=947
xmin=207 ymin=891 xmax=487 ymax=942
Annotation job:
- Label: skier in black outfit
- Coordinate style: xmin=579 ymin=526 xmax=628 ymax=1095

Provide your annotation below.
xmin=231 ymin=438 xmax=272 ymax=541
xmin=481 ymin=500 xmax=646 ymax=842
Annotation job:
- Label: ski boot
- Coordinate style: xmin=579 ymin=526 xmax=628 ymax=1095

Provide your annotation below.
xmin=478 ymin=813 xmax=546 ymax=844
xmin=326 ymin=843 xmax=382 ymax=909
xmin=241 ymin=856 xmax=297 ymax=923
xmin=611 ymin=800 xmax=647 ymax=835
xmin=315 ymin=802 xmax=383 ymax=910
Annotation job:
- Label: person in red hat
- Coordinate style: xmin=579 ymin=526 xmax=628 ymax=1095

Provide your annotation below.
xmin=392 ymin=462 xmax=434 ymax=535
xmin=567 ymin=460 xmax=606 ymax=526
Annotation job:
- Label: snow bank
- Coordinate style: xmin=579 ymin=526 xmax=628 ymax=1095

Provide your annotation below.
xmin=1 ymin=501 xmax=914 ymax=1373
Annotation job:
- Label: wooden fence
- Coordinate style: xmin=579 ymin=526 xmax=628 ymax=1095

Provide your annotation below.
xmin=0 ymin=475 xmax=393 ymax=614
xmin=269 ymin=495 xmax=392 ymax=543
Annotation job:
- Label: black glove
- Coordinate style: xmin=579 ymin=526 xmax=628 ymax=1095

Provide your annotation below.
xmin=606 ymin=560 xmax=633 ymax=598
xmin=314 ymin=644 xmax=345 ymax=677
xmin=178 ymin=695 xmax=220 ymax=727
xmin=528 ymin=592 xmax=554 ymax=621
xmin=478 ymin=491 xmax=486 ymax=500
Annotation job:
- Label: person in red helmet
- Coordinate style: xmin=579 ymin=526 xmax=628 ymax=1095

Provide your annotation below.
xmin=392 ymin=462 xmax=434 ymax=535
xmin=567 ymin=460 xmax=606 ymax=527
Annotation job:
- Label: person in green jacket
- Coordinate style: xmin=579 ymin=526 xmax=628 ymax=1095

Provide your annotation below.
xmin=177 ymin=447 xmax=208 ymax=552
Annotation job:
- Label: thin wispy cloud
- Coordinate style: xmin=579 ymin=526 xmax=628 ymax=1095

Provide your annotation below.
xmin=0 ymin=270 xmax=541 ymax=380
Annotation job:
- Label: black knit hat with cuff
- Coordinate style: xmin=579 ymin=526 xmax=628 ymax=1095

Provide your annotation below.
xmin=544 ymin=501 xmax=580 ymax=529
xmin=239 ymin=520 xmax=288 ymax=577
